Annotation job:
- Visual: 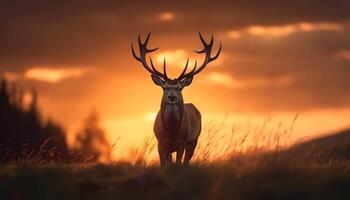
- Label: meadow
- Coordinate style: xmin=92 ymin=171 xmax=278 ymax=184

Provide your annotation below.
xmin=1 ymin=151 xmax=350 ymax=200
xmin=1 ymin=118 xmax=350 ymax=200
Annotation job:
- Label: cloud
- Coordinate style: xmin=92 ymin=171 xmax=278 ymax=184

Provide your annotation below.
xmin=227 ymin=22 xmax=343 ymax=38
xmin=2 ymin=72 xmax=20 ymax=81
xmin=227 ymin=31 xmax=241 ymax=39
xmin=298 ymin=22 xmax=343 ymax=32
xmin=207 ymin=72 xmax=240 ymax=88
xmin=208 ymin=21 xmax=350 ymax=111
xmin=334 ymin=49 xmax=350 ymax=61
xmin=247 ymin=25 xmax=296 ymax=37
xmin=1 ymin=0 xmax=350 ymax=71
xmin=204 ymin=72 xmax=293 ymax=89
xmin=25 ymin=67 xmax=86 ymax=83
xmin=159 ymin=12 xmax=175 ymax=21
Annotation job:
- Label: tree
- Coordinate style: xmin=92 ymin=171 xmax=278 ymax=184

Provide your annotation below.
xmin=74 ymin=110 xmax=111 ymax=162
xmin=0 ymin=78 xmax=69 ymax=162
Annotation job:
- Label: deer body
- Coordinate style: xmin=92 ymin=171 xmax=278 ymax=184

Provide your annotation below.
xmin=154 ymin=103 xmax=201 ymax=165
xmin=131 ymin=33 xmax=221 ymax=166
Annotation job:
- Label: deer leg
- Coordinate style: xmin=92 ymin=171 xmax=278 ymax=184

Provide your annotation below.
xmin=165 ymin=153 xmax=172 ymax=166
xmin=158 ymin=139 xmax=172 ymax=167
xmin=184 ymin=140 xmax=198 ymax=166
xmin=176 ymin=142 xmax=185 ymax=166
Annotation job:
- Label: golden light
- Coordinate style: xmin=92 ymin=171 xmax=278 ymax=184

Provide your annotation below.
xmin=207 ymin=72 xmax=241 ymax=89
xmin=154 ymin=49 xmax=197 ymax=75
xmin=101 ymin=115 xmax=156 ymax=160
xmin=298 ymin=23 xmax=315 ymax=31
xmin=202 ymin=72 xmax=292 ymax=89
xmin=143 ymin=112 xmax=157 ymax=122
xmin=159 ymin=12 xmax=175 ymax=21
xmin=228 ymin=22 xmax=343 ymax=38
xmin=23 ymin=92 xmax=33 ymax=108
xmin=245 ymin=76 xmax=293 ymax=87
xmin=227 ymin=30 xmax=241 ymax=39
xmin=25 ymin=67 xmax=85 ymax=83
xmin=155 ymin=49 xmax=186 ymax=65
xmin=100 ymin=108 xmax=350 ymax=162
xmin=247 ymin=25 xmax=296 ymax=36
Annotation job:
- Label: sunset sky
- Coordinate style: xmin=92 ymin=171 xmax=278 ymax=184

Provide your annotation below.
xmin=1 ymin=1 xmax=350 ymax=157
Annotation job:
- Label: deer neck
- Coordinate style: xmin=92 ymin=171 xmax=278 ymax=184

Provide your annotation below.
xmin=160 ymin=101 xmax=184 ymax=131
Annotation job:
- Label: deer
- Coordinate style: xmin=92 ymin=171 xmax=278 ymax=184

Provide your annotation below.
xmin=131 ymin=33 xmax=221 ymax=166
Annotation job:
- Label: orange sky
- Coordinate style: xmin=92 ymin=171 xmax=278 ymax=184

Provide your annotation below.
xmin=1 ymin=1 xmax=350 ymax=159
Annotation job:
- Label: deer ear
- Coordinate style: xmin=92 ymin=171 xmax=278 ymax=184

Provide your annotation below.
xmin=151 ymin=75 xmax=165 ymax=86
xmin=181 ymin=76 xmax=193 ymax=87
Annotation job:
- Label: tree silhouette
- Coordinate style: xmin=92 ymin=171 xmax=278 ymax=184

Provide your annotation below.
xmin=0 ymin=78 xmax=113 ymax=163
xmin=74 ymin=110 xmax=111 ymax=162
xmin=0 ymin=78 xmax=69 ymax=162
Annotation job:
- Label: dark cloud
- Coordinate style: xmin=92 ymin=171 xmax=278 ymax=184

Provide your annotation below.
xmin=213 ymin=28 xmax=350 ymax=111
xmin=1 ymin=0 xmax=350 ymax=70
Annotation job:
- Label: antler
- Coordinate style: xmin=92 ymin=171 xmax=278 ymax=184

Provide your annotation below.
xmin=178 ymin=33 xmax=222 ymax=80
xmin=131 ymin=33 xmax=168 ymax=79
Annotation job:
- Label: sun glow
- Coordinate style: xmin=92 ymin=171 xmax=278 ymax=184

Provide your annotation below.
xmin=97 ymin=108 xmax=350 ymax=162
xmin=155 ymin=49 xmax=188 ymax=67
xmin=143 ymin=112 xmax=157 ymax=122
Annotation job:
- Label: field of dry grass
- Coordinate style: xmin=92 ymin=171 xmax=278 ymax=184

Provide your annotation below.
xmin=1 ymin=151 xmax=350 ymax=200
xmin=1 ymin=118 xmax=350 ymax=200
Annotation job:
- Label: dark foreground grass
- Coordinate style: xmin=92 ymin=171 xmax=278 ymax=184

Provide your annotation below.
xmin=1 ymin=158 xmax=350 ymax=200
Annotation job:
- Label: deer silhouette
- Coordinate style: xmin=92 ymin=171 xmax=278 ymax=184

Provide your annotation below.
xmin=131 ymin=33 xmax=221 ymax=166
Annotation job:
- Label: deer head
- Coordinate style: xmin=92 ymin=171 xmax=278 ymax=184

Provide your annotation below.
xmin=131 ymin=33 xmax=221 ymax=107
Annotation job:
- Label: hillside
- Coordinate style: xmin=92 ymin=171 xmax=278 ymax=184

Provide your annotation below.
xmin=289 ymin=128 xmax=350 ymax=161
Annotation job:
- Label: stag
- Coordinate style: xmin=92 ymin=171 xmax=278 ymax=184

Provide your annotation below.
xmin=131 ymin=33 xmax=221 ymax=166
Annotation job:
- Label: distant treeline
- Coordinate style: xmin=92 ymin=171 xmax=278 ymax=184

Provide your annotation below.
xmin=0 ymin=78 xmax=111 ymax=163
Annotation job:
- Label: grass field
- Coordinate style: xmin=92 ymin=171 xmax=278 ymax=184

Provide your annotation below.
xmin=1 ymin=119 xmax=350 ymax=200
xmin=1 ymin=150 xmax=350 ymax=200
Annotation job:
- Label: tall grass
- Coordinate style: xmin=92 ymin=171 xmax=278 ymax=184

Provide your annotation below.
xmin=1 ymin=115 xmax=350 ymax=200
xmin=0 ymin=138 xmax=98 ymax=165
xmin=2 ymin=114 xmax=349 ymax=171
xmin=115 ymin=115 xmax=301 ymax=165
